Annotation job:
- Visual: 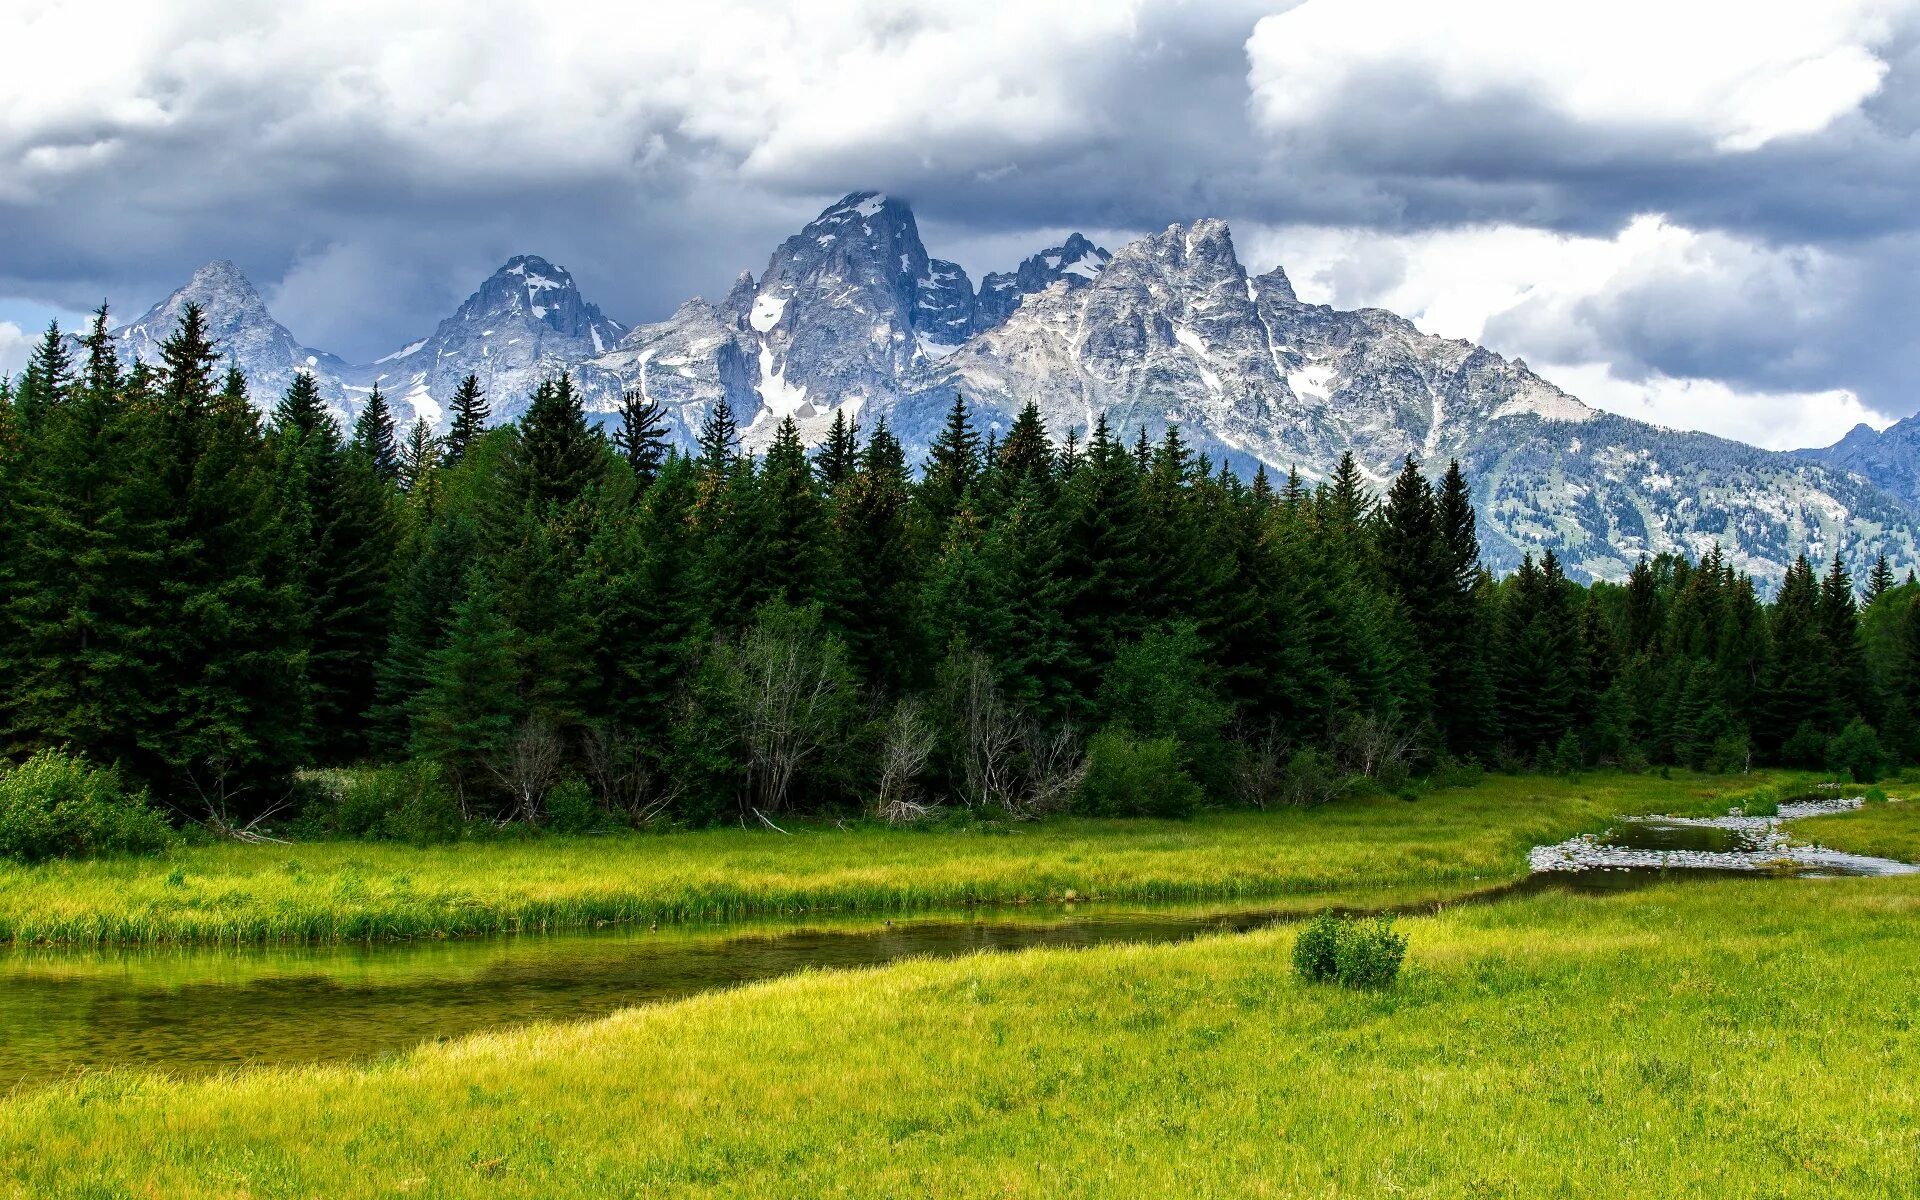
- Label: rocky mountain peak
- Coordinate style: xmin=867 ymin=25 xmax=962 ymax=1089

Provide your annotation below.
xmin=974 ymin=232 xmax=1113 ymax=332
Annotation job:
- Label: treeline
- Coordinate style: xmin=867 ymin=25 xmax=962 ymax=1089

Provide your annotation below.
xmin=2 ymin=305 xmax=1917 ymax=830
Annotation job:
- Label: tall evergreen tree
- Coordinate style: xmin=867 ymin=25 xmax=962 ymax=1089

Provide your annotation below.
xmin=399 ymin=418 xmax=440 ymax=494
xmin=352 ymin=385 xmax=401 ymax=483
xmin=611 ymin=387 xmax=670 ymax=485
xmin=1866 ymin=553 xmax=1896 ymax=604
xmin=13 ymin=321 xmax=73 ymax=433
xmin=514 ymin=375 xmax=604 ymax=513
xmin=919 ymin=393 xmax=981 ymax=534
xmin=812 ymin=409 xmax=861 ymax=491
xmin=444 ymin=373 xmax=489 ymax=465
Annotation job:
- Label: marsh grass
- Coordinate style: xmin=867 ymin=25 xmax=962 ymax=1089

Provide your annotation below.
xmin=1794 ymin=794 xmax=1920 ymax=862
xmin=4 ymin=875 xmax=1918 ymax=1196
xmin=0 ymin=772 xmax=1775 ymax=946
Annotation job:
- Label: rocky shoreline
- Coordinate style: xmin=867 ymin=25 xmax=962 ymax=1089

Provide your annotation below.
xmin=1529 ymin=795 xmax=1920 ymax=876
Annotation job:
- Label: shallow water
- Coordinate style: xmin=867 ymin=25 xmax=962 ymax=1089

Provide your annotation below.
xmin=0 ymin=876 xmax=1642 ymax=1090
xmin=3 ymin=812 xmax=1913 ymax=1091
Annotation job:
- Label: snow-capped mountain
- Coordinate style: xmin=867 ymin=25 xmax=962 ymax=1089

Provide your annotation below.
xmin=1797 ymin=418 xmax=1920 ymax=512
xmin=898 ymin=219 xmax=1917 ymax=580
xmin=111 ymin=193 xmax=1919 ymax=583
xmin=972 ymin=233 xmax=1112 ymax=332
xmin=111 ymin=260 xmax=359 ymax=426
xmin=362 ymin=255 xmax=626 ymax=428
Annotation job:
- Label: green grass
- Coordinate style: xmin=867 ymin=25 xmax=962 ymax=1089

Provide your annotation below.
xmin=0 ymin=771 xmax=1769 ymax=946
xmin=1795 ymin=795 xmax=1920 ymax=862
xmin=5 ymin=873 xmax=1918 ymax=1197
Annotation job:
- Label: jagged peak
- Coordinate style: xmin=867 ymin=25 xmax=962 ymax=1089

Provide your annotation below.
xmin=1253 ymin=265 xmax=1297 ymax=305
xmin=187 ymin=259 xmax=255 ymax=291
xmin=493 ymin=254 xmax=576 ymax=288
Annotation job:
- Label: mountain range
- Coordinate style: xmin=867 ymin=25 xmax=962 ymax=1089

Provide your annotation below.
xmin=107 ymin=191 xmax=1920 ymax=584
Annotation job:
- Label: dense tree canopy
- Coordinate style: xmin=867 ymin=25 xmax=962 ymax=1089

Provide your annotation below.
xmin=2 ymin=310 xmax=1912 ymax=826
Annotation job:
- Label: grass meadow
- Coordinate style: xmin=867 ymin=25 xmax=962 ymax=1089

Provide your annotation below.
xmin=0 ymin=771 xmax=1778 ymax=945
xmin=4 ymin=871 xmax=1917 ymax=1197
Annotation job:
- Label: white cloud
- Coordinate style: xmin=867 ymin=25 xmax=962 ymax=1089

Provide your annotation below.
xmin=1242 ymin=214 xmax=1892 ymax=447
xmin=1537 ymin=364 xmax=1888 ymax=451
xmin=1248 ymin=0 xmax=1899 ymax=153
xmin=0 ymin=321 xmax=31 ymax=378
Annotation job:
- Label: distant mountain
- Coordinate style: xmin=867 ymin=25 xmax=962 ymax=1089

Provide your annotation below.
xmin=1797 ymin=417 xmax=1920 ymax=512
xmin=112 ymin=260 xmax=359 ymax=426
xmin=115 ymin=194 xmax=1919 ymax=583
xmin=972 ymin=232 xmax=1111 ymax=332
xmin=362 ymin=254 xmax=626 ymax=428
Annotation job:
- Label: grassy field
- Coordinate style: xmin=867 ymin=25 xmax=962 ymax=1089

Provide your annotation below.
xmin=1796 ymin=797 xmax=1920 ymax=861
xmin=4 ymin=872 xmax=1917 ymax=1197
xmin=0 ymin=771 xmax=1775 ymax=945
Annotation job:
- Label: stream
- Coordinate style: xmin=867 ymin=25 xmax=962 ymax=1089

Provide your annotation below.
xmin=2 ymin=796 xmax=1911 ymax=1092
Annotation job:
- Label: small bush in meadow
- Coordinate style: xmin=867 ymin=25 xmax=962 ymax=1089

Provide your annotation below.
xmin=0 ymin=749 xmax=174 ymax=864
xmin=1429 ymin=757 xmax=1484 ymax=790
xmin=1292 ymin=912 xmax=1408 ymax=989
xmin=1291 ymin=913 xmax=1343 ymax=983
xmin=1865 ymin=786 xmax=1889 ymax=805
xmin=1735 ymin=785 xmax=1780 ymax=818
xmin=1828 ymin=719 xmax=1887 ymax=784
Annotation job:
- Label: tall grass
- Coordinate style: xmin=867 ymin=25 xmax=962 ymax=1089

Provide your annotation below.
xmin=0 ymin=771 xmax=1778 ymax=946
xmin=4 ymin=873 xmax=1917 ymax=1196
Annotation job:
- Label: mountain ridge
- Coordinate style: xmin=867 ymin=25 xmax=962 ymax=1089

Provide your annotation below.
xmin=99 ymin=193 xmax=1920 ymax=583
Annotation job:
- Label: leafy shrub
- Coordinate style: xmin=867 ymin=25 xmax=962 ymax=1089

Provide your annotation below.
xmin=1733 ymin=785 xmax=1780 ymax=818
xmin=1782 ymin=721 xmax=1829 ymax=769
xmin=1292 ymin=912 xmax=1407 ymax=989
xmin=1429 ymin=757 xmax=1484 ymax=790
xmin=1865 ymin=786 xmax=1889 ymax=805
xmin=1549 ymin=730 xmax=1585 ymax=777
xmin=0 ymin=749 xmax=174 ymax=863
xmin=542 ymin=777 xmax=604 ymax=834
xmin=1291 ymin=913 xmax=1343 ymax=982
xmin=1333 ymin=918 xmax=1408 ymax=989
xmin=1278 ymin=748 xmax=1348 ymax=809
xmin=1828 ymin=719 xmax=1887 ymax=784
xmin=309 ymin=762 xmax=462 ymax=844
xmin=1705 ymin=733 xmax=1751 ymax=775
xmin=1076 ymin=729 xmax=1201 ymax=818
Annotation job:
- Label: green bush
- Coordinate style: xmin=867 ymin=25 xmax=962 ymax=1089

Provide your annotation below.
xmin=308 ymin=762 xmax=463 ymax=844
xmin=0 ymin=749 xmax=174 ymax=863
xmin=1827 ymin=719 xmax=1887 ymax=784
xmin=1782 ymin=721 xmax=1829 ymax=769
xmin=1291 ymin=912 xmax=1343 ymax=982
xmin=1292 ymin=911 xmax=1407 ymax=990
xmin=1076 ymin=729 xmax=1202 ymax=818
xmin=542 ymin=778 xmax=603 ymax=834
xmin=1865 ymin=786 xmax=1889 ymax=805
xmin=1734 ymin=785 xmax=1780 ymax=818
xmin=1429 ymin=757 xmax=1484 ymax=790
xmin=1333 ymin=918 xmax=1408 ymax=989
xmin=1279 ymin=748 xmax=1347 ymax=809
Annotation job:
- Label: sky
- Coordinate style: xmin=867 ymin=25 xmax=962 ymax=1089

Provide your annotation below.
xmin=2 ymin=0 xmax=1917 ymax=450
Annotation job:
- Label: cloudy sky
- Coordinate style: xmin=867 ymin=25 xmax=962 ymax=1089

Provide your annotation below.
xmin=2 ymin=0 xmax=1917 ymax=449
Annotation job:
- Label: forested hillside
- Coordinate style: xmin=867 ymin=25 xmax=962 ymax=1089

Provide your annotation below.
xmin=4 ymin=305 xmax=1917 ymax=830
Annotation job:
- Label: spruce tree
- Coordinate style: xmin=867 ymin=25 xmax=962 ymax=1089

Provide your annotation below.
xmin=351 ymin=385 xmax=401 ymax=483
xmin=411 ymin=568 xmax=520 ymax=807
xmin=919 ymin=393 xmax=981 ymax=534
xmin=1866 ymin=553 xmax=1895 ymax=604
xmin=813 ymin=408 xmax=861 ymax=491
xmin=756 ymin=416 xmax=824 ymax=607
xmin=514 ymin=374 xmax=604 ymax=513
xmin=13 ymin=321 xmax=73 ymax=433
xmin=444 ymin=373 xmax=489 ymax=465
xmin=696 ymin=396 xmax=739 ymax=474
xmin=829 ymin=419 xmax=920 ymax=691
xmin=399 ymin=418 xmax=441 ymax=494
xmin=611 ymin=387 xmax=669 ymax=485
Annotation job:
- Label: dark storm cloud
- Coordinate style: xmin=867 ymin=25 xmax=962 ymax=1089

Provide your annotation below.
xmin=2 ymin=0 xmax=1919 ymax=433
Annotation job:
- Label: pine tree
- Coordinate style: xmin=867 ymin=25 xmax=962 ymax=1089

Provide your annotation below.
xmin=411 ymin=569 xmax=520 ymax=807
xmin=271 ymin=372 xmax=333 ymax=440
xmin=514 ymin=374 xmax=604 ymax=513
xmin=755 ymin=416 xmax=824 ymax=606
xmin=352 ymin=385 xmax=401 ymax=483
xmin=829 ymin=419 xmax=920 ymax=691
xmin=399 ymin=418 xmax=441 ymax=494
xmin=611 ymin=387 xmax=670 ymax=485
xmin=996 ymin=402 xmax=1054 ymax=495
xmin=919 ymin=393 xmax=981 ymax=534
xmin=1866 ymin=553 xmax=1895 ymax=604
xmin=13 ymin=321 xmax=74 ymax=433
xmin=696 ymin=396 xmax=739 ymax=474
xmin=1820 ymin=552 xmax=1870 ymax=726
xmin=444 ymin=373 xmax=489 ymax=465
xmin=813 ymin=408 xmax=861 ymax=491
